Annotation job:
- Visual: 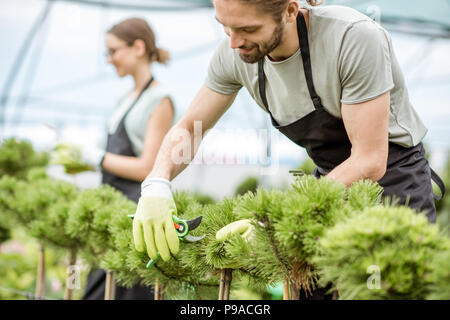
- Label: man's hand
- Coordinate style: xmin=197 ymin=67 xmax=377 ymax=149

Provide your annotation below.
xmin=133 ymin=178 xmax=179 ymax=261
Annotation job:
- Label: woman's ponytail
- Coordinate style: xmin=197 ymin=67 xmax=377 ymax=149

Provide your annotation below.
xmin=155 ymin=48 xmax=170 ymax=65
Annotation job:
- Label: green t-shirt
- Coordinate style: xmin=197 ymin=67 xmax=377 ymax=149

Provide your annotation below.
xmin=107 ymin=84 xmax=175 ymax=157
xmin=205 ymin=5 xmax=427 ymax=148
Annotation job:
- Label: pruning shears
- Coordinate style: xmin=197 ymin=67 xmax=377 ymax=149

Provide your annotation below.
xmin=128 ymin=214 xmax=205 ymax=268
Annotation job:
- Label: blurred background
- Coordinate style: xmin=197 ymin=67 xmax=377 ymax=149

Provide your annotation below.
xmin=1 ymin=0 xmax=449 ymax=197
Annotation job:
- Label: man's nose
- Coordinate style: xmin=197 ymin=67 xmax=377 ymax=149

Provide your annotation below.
xmin=229 ymin=30 xmax=245 ymax=49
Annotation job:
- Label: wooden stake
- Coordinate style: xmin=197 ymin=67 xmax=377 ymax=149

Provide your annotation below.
xmin=35 ymin=242 xmax=46 ymax=300
xmin=223 ymin=269 xmax=232 ymax=300
xmin=104 ymin=271 xmax=115 ymax=300
xmin=332 ymin=290 xmax=339 ymax=300
xmin=289 ymin=280 xmax=300 ymax=300
xmin=283 ymin=280 xmax=290 ymax=300
xmin=64 ymin=249 xmax=77 ymax=300
xmin=218 ymin=269 xmax=225 ymax=300
xmin=155 ymin=279 xmax=164 ymax=300
xmin=160 ymin=283 xmax=165 ymax=300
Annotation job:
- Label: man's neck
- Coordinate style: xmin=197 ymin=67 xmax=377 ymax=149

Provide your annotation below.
xmin=268 ymin=8 xmax=309 ymax=62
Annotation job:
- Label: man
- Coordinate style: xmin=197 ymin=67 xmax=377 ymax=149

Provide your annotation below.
xmin=132 ymin=0 xmax=445 ymax=299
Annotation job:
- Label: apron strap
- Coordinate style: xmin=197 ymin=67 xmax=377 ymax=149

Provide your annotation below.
xmin=430 ymin=168 xmax=446 ymax=201
xmin=296 ymin=11 xmax=323 ymax=110
xmin=257 ymin=61 xmax=270 ymax=112
xmin=257 ymin=9 xmax=324 ymax=123
xmin=257 ymin=60 xmax=280 ymax=127
xmin=123 ymin=76 xmax=154 ymax=119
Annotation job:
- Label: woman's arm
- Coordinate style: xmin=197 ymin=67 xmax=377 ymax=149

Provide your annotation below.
xmin=101 ymin=97 xmax=174 ymax=182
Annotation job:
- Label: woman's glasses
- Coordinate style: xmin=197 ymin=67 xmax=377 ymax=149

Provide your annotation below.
xmin=105 ymin=44 xmax=130 ymax=58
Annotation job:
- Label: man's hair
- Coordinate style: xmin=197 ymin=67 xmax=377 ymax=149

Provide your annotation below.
xmin=238 ymin=0 xmax=322 ymax=22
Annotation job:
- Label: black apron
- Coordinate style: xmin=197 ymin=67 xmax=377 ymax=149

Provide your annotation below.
xmin=83 ymin=77 xmax=155 ymax=300
xmin=258 ymin=11 xmax=445 ymax=224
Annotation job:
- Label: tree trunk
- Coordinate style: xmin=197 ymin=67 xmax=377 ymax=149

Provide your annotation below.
xmin=289 ymin=280 xmax=300 ymax=300
xmin=35 ymin=242 xmax=46 ymax=299
xmin=64 ymin=249 xmax=77 ymax=300
xmin=223 ymin=269 xmax=232 ymax=300
xmin=155 ymin=279 xmax=164 ymax=300
xmin=283 ymin=280 xmax=290 ymax=300
xmin=218 ymin=269 xmax=225 ymax=300
xmin=104 ymin=270 xmax=116 ymax=300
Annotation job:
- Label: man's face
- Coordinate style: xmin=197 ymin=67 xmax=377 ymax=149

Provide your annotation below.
xmin=214 ymin=0 xmax=285 ymax=63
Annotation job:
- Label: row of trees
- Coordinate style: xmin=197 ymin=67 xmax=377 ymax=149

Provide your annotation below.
xmin=0 ymin=138 xmax=449 ymax=299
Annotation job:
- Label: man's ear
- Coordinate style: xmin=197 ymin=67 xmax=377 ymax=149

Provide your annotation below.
xmin=285 ymin=0 xmax=300 ymax=23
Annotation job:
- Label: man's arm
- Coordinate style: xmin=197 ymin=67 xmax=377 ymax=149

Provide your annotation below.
xmin=147 ymin=85 xmax=237 ymax=181
xmin=326 ymin=92 xmax=390 ymax=186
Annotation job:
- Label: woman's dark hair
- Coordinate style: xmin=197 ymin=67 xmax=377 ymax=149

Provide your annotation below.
xmin=107 ymin=17 xmax=169 ymax=64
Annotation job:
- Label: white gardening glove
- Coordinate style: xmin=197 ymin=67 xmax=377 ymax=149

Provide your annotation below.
xmin=50 ymin=143 xmax=104 ymax=174
xmin=81 ymin=145 xmax=105 ymax=169
xmin=215 ymin=219 xmax=256 ymax=269
xmin=216 ymin=219 xmax=256 ymax=242
xmin=132 ymin=178 xmax=179 ymax=261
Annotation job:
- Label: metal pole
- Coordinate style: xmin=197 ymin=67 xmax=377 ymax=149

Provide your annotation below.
xmin=0 ymin=0 xmax=54 ymax=134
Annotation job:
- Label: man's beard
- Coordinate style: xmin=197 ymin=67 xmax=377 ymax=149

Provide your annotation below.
xmin=238 ymin=22 xmax=285 ymax=64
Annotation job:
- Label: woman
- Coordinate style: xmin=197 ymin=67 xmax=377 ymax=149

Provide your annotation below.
xmin=82 ymin=17 xmax=176 ymax=300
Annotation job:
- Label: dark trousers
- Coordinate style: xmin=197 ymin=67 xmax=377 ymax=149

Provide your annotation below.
xmin=83 ymin=269 xmax=154 ymax=300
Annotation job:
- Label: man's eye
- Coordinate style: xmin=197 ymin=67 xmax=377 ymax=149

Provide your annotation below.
xmin=242 ymin=28 xmax=257 ymax=33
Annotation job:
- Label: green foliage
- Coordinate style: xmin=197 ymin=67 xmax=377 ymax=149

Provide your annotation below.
xmin=1 ymin=147 xmax=448 ymax=301
xmin=276 ymin=177 xmax=347 ymax=261
xmin=0 ymin=175 xmax=43 ymax=226
xmin=0 ymin=139 xmax=49 ymax=245
xmin=229 ymin=188 xmax=291 ymax=285
xmin=26 ymin=167 xmax=48 ymax=182
xmin=0 ymin=170 xmax=84 ymax=251
xmin=0 ymin=176 xmax=22 ymax=239
xmin=347 ymin=179 xmax=384 ymax=211
xmin=0 ymin=252 xmax=36 ymax=299
xmin=50 ymin=143 xmax=92 ymax=174
xmin=313 ymin=205 xmax=450 ymax=299
xmin=0 ymin=230 xmax=71 ymax=300
xmin=101 ymin=191 xmax=220 ymax=299
xmin=28 ymin=179 xmax=82 ymax=250
xmin=425 ymin=249 xmax=450 ymax=299
xmin=222 ymin=177 xmax=384 ymax=294
xmin=191 ymin=192 xmax=216 ymax=205
xmin=294 ymin=157 xmax=316 ymax=175
xmin=65 ymin=185 xmax=136 ymax=266
xmin=0 ymin=224 xmax=11 ymax=244
xmin=0 ymin=138 xmax=48 ymax=179
xmin=435 ymin=152 xmax=450 ymax=236
xmin=235 ymin=177 xmax=259 ymax=196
